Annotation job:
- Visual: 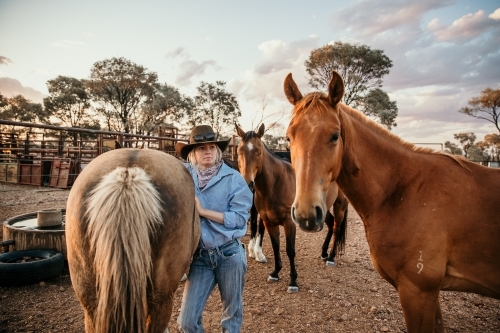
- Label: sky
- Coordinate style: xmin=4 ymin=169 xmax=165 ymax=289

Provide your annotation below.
xmin=1 ymin=0 xmax=499 ymax=149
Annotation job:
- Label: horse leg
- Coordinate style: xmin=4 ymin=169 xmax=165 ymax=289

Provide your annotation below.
xmin=247 ymin=203 xmax=258 ymax=259
xmin=322 ymin=211 xmax=335 ymax=263
xmin=283 ymin=220 xmax=298 ymax=293
xmin=147 ymin=293 xmax=173 ymax=333
xmin=398 ymin=283 xmax=443 ymax=333
xmin=326 ymin=205 xmax=348 ymax=267
xmin=265 ymin=223 xmax=282 ymax=283
xmin=253 ymin=214 xmax=267 ymax=263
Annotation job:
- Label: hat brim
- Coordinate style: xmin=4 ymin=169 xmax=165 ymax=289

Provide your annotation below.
xmin=175 ymin=139 xmax=231 ymax=160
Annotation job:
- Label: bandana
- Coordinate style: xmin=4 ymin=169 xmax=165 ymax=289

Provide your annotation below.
xmin=196 ymin=161 xmax=223 ymax=189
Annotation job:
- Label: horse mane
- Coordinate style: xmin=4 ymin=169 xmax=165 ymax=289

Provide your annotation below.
xmin=292 ymin=92 xmax=469 ymax=169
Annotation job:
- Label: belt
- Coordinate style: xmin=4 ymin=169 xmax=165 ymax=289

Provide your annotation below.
xmin=195 ymin=239 xmax=239 ymax=257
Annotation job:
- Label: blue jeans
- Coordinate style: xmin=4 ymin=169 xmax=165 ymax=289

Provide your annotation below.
xmin=177 ymin=239 xmax=247 ymax=333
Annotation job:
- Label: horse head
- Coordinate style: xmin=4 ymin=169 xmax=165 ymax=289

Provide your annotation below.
xmin=235 ymin=123 xmax=266 ymax=188
xmin=284 ymin=71 xmax=345 ymax=231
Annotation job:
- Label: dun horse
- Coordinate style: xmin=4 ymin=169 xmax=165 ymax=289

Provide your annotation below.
xmin=235 ymin=123 xmax=348 ymax=292
xmin=284 ymin=71 xmax=500 ymax=332
xmin=66 ymin=149 xmax=200 ymax=333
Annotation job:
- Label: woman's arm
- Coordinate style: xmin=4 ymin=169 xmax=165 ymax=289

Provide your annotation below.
xmin=195 ymin=196 xmax=224 ymax=224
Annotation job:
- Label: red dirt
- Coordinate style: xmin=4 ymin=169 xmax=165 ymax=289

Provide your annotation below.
xmin=1 ymin=182 xmax=499 ymax=332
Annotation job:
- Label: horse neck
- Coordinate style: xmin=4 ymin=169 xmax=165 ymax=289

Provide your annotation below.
xmin=254 ymin=147 xmax=293 ymax=194
xmin=336 ymin=108 xmax=412 ymax=221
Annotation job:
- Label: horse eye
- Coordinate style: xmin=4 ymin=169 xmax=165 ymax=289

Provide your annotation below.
xmin=330 ymin=133 xmax=340 ymax=143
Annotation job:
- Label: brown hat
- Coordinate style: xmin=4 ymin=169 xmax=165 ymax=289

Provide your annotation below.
xmin=175 ymin=125 xmax=231 ymax=160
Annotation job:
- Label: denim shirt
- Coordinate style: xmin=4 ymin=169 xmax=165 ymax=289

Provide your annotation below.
xmin=184 ymin=162 xmax=253 ymax=249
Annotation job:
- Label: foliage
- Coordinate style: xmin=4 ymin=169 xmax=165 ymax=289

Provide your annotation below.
xmin=86 ymin=57 xmax=158 ymax=133
xmin=187 ymin=81 xmax=240 ymax=136
xmin=453 ymin=132 xmax=476 ymax=159
xmin=357 ymin=88 xmax=398 ymax=129
xmin=43 ymin=76 xmax=100 ymax=141
xmin=459 ymin=88 xmax=500 ymax=134
xmin=467 ymin=145 xmax=489 ymax=162
xmin=0 ymin=94 xmax=47 ymax=132
xmin=305 ymin=42 xmax=397 ymax=129
xmin=444 ymin=141 xmax=463 ymax=156
xmin=477 ymin=133 xmax=500 ymax=161
xmin=135 ymin=83 xmax=194 ymax=135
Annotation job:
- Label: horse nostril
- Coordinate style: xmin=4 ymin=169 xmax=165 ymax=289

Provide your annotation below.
xmin=248 ymin=181 xmax=254 ymax=192
xmin=315 ymin=206 xmax=323 ymax=224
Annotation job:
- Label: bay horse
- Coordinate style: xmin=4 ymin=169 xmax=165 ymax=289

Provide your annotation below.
xmin=65 ymin=148 xmax=200 ymax=333
xmin=284 ymin=71 xmax=500 ymax=332
xmin=235 ymin=123 xmax=348 ymax=292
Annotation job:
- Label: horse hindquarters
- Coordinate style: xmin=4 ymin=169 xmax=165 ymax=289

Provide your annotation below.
xmin=66 ymin=149 xmax=199 ymax=333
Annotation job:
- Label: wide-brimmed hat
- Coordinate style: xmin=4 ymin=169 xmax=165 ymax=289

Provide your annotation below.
xmin=175 ymin=125 xmax=231 ymax=160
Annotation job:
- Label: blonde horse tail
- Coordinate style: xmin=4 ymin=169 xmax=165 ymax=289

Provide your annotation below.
xmin=85 ymin=166 xmax=163 ymax=333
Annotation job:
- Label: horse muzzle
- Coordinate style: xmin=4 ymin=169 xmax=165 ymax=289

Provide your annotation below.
xmin=291 ymin=205 xmax=324 ymax=232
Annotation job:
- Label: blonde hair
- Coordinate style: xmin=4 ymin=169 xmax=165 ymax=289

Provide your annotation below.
xmin=187 ymin=144 xmax=223 ymax=168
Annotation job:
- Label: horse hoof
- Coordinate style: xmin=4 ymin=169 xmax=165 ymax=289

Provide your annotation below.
xmin=267 ymin=276 xmax=279 ymax=282
xmin=325 ymin=261 xmax=336 ymax=267
xmin=256 ymin=255 xmax=267 ymax=263
xmin=287 ymin=286 xmax=299 ymax=293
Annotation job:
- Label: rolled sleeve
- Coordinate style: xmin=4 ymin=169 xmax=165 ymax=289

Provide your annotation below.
xmin=223 ymin=180 xmax=253 ymax=229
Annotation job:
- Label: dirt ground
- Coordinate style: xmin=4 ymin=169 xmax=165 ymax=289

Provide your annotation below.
xmin=0 ymin=182 xmax=499 ymax=333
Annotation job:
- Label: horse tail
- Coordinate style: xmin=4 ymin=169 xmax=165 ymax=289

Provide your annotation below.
xmin=85 ymin=166 xmax=163 ymax=333
xmin=334 ymin=207 xmax=348 ymax=257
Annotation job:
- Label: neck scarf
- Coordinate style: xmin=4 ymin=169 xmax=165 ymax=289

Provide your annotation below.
xmin=196 ymin=161 xmax=223 ymax=189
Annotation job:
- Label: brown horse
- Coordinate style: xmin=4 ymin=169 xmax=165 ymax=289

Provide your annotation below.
xmin=66 ymin=148 xmax=200 ymax=333
xmin=284 ymin=71 xmax=500 ymax=332
xmin=235 ymin=123 xmax=348 ymax=292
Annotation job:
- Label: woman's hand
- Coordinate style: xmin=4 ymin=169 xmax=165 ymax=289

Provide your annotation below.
xmin=195 ymin=195 xmax=224 ymax=224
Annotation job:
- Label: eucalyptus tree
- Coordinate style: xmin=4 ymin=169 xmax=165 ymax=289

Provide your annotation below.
xmin=44 ymin=76 xmax=99 ymax=141
xmin=86 ymin=57 xmax=158 ymax=133
xmin=305 ymin=42 xmax=397 ymax=129
xmin=188 ymin=81 xmax=240 ymax=136
xmin=459 ymin=88 xmax=500 ymax=134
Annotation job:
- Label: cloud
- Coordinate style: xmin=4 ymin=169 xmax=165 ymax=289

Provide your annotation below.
xmin=50 ymin=40 xmax=88 ymax=48
xmin=166 ymin=47 xmax=188 ymax=59
xmin=427 ymin=10 xmax=499 ymax=42
xmin=489 ymin=8 xmax=500 ymax=20
xmin=82 ymin=32 xmax=93 ymax=37
xmin=0 ymin=77 xmax=46 ymax=103
xmin=175 ymin=59 xmax=218 ymax=86
xmin=0 ymin=56 xmax=13 ymax=65
xmin=330 ymin=0 xmax=455 ymax=37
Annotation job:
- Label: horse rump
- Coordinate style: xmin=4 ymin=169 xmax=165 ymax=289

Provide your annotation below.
xmin=65 ymin=149 xmax=199 ymax=333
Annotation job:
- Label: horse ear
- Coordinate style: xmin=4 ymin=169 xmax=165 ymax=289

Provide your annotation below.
xmin=284 ymin=73 xmax=303 ymax=105
xmin=257 ymin=123 xmax=265 ymax=138
xmin=328 ymin=71 xmax=344 ymax=107
xmin=235 ymin=123 xmax=246 ymax=138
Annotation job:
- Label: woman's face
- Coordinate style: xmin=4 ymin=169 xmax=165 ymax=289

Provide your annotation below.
xmin=194 ymin=143 xmax=218 ymax=169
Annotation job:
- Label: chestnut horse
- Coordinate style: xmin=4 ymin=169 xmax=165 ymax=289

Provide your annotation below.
xmin=66 ymin=149 xmax=200 ymax=333
xmin=235 ymin=123 xmax=348 ymax=292
xmin=284 ymin=71 xmax=500 ymax=332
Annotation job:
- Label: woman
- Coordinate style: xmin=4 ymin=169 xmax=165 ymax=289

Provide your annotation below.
xmin=174 ymin=124 xmax=253 ymax=333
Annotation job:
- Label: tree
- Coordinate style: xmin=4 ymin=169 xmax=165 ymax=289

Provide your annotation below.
xmin=86 ymin=57 xmax=158 ymax=133
xmin=0 ymin=94 xmax=48 ymax=132
xmin=467 ymin=145 xmax=489 ymax=162
xmin=453 ymin=132 xmax=476 ymax=159
xmin=357 ymin=88 xmax=398 ymax=130
xmin=43 ymin=76 xmax=99 ymax=141
xmin=444 ymin=141 xmax=463 ymax=156
xmin=188 ymin=81 xmax=240 ymax=136
xmin=135 ymin=83 xmax=193 ymax=135
xmin=305 ymin=42 xmax=397 ymax=129
xmin=459 ymin=88 xmax=500 ymax=134
xmin=478 ymin=133 xmax=500 ymax=161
